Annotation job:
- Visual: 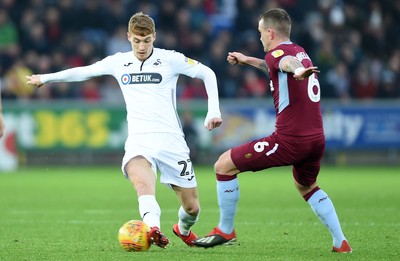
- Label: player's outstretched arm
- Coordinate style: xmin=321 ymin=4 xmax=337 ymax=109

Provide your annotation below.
xmin=280 ymin=56 xmax=320 ymax=80
xmin=26 ymin=62 xmax=109 ymax=88
xmin=194 ymin=64 xmax=223 ymax=131
xmin=227 ymin=52 xmax=268 ymax=73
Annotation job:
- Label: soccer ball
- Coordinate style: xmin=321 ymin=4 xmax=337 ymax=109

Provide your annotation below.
xmin=118 ymin=220 xmax=151 ymax=252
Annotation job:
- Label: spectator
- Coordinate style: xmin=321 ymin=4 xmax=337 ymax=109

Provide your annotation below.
xmin=106 ymin=25 xmax=131 ymax=56
xmin=326 ymin=62 xmax=351 ymax=101
xmin=0 ymin=9 xmax=18 ymax=50
xmin=222 ymin=64 xmax=242 ymax=98
xmin=351 ymin=62 xmax=378 ymax=99
xmin=44 ymin=7 xmax=62 ymax=47
xmin=4 ymin=60 xmax=33 ymax=99
xmin=0 ymin=8 xmax=19 ymax=74
xmin=0 ymin=0 xmax=399 ymax=101
xmin=180 ymin=78 xmax=209 ymax=100
xmin=242 ymin=69 xmax=268 ymax=97
xmin=378 ymin=51 xmax=400 ymax=98
xmin=208 ymin=39 xmax=229 ymax=95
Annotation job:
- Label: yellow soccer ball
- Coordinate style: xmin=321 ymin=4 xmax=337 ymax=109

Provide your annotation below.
xmin=118 ymin=220 xmax=151 ymax=252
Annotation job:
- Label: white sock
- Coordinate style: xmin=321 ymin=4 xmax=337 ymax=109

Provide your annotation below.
xmin=307 ymin=189 xmax=346 ymax=247
xmin=217 ymin=178 xmax=239 ymax=234
xmin=178 ymin=206 xmax=199 ymax=236
xmin=138 ymin=195 xmax=161 ymax=228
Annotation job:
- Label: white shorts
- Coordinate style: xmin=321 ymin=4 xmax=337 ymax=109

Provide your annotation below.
xmin=121 ymin=133 xmax=197 ymax=188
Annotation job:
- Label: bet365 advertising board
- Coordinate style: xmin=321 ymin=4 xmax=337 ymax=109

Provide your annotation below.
xmin=3 ymin=100 xmax=400 ymax=151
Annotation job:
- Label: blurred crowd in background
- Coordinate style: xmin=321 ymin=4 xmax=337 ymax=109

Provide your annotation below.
xmin=0 ymin=0 xmax=399 ymax=102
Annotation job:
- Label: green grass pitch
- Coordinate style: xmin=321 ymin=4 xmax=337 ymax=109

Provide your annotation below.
xmin=0 ymin=165 xmax=399 ymax=260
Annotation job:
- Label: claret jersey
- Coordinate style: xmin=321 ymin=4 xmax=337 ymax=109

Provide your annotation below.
xmin=41 ymin=48 xmax=205 ymax=136
xmin=265 ymin=41 xmax=324 ymax=138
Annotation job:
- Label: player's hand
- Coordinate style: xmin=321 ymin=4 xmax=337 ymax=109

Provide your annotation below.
xmin=204 ymin=117 xmax=223 ymax=131
xmin=293 ymin=67 xmax=320 ymax=80
xmin=227 ymin=52 xmax=246 ymax=65
xmin=26 ymin=75 xmax=44 ymax=88
xmin=204 ymin=111 xmax=222 ymax=131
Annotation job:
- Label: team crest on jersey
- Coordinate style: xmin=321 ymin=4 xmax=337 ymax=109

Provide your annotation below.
xmin=121 ymin=73 xmax=162 ymax=85
xmin=271 ymin=49 xmax=284 ymax=58
xmin=152 ymin=59 xmax=162 ymax=67
xmin=185 ymin=57 xmax=198 ymax=65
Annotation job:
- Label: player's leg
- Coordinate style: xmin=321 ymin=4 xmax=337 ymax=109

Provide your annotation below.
xmin=193 ymin=149 xmax=240 ymax=247
xmin=125 ymin=156 xmax=158 ymax=226
xmin=172 ymin=186 xmax=200 ymax=246
xmin=124 ymin=156 xmax=169 ymax=248
xmin=194 ymin=135 xmax=283 ymax=248
xmin=214 ymin=149 xmax=240 ymax=235
xmin=156 ymin=133 xmax=200 ymax=246
xmin=293 ymin=165 xmax=351 ymax=253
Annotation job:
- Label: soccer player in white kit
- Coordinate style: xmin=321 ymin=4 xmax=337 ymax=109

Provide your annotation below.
xmin=27 ymin=12 xmax=223 ymax=249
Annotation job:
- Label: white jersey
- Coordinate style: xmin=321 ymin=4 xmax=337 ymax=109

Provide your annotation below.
xmin=41 ymin=48 xmax=220 ymax=136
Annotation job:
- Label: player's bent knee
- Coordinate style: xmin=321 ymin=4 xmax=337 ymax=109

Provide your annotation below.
xmin=183 ymin=203 xmax=200 ymax=216
xmin=214 ymin=158 xmax=238 ymax=176
xmin=214 ymin=155 xmax=229 ymax=173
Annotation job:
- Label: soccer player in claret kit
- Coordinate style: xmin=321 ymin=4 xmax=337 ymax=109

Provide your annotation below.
xmin=27 ymin=12 xmax=223 ymax=249
xmin=193 ymin=8 xmax=352 ymax=253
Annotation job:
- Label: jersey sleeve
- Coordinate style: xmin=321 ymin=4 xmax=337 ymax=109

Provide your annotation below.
xmin=265 ymin=49 xmax=289 ymax=73
xmin=40 ymin=55 xmax=115 ymax=83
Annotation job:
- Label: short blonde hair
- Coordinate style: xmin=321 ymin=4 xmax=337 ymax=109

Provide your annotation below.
xmin=128 ymin=12 xmax=155 ymax=36
xmin=259 ymin=8 xmax=291 ymax=38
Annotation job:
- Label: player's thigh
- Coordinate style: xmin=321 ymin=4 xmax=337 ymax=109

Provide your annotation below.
xmin=231 ymin=133 xmax=292 ymax=172
xmin=292 ymin=162 xmax=321 ymax=187
xmin=292 ymin=137 xmax=325 ymax=186
xmin=122 ymin=134 xmax=158 ymax=178
xmin=125 ymin=156 xmax=157 ymax=195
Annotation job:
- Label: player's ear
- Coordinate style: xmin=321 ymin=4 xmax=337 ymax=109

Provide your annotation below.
xmin=268 ymin=29 xmax=274 ymax=40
